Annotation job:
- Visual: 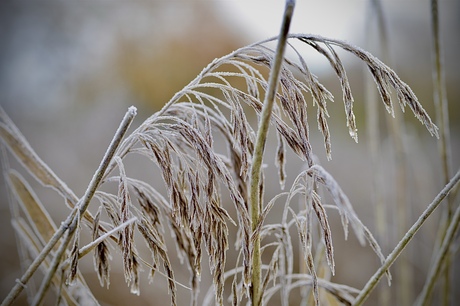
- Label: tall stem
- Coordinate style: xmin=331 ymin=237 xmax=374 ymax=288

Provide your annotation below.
xmin=430 ymin=1 xmax=453 ymax=304
xmin=364 ymin=1 xmax=390 ymax=304
xmin=249 ymin=1 xmax=295 ymax=305
xmin=431 ymin=0 xmax=451 ymax=185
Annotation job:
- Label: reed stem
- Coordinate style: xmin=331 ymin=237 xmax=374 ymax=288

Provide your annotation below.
xmin=249 ymin=1 xmax=295 ymax=305
xmin=430 ymin=1 xmax=453 ymax=304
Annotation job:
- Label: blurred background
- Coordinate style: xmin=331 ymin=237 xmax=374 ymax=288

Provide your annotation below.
xmin=0 ymin=0 xmax=459 ymax=305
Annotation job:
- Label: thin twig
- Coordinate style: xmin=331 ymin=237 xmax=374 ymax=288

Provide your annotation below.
xmin=78 ymin=217 xmax=138 ymax=258
xmin=249 ymin=1 xmax=295 ymax=305
xmin=1 ymin=106 xmax=137 ymax=306
xmin=353 ymin=169 xmax=460 ymax=306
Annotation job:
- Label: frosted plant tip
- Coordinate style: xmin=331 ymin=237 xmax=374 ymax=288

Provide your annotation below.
xmin=349 ymin=130 xmax=358 ymax=143
xmin=128 ymin=106 xmax=137 ymax=115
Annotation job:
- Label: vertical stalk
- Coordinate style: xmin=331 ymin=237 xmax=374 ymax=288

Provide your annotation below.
xmin=366 ymin=1 xmax=414 ymax=303
xmin=364 ymin=1 xmax=389 ymax=304
xmin=430 ymin=0 xmax=453 ymax=304
xmin=372 ymin=1 xmax=413 ymax=304
xmin=431 ymin=0 xmax=451 ymax=185
xmin=249 ymin=1 xmax=295 ymax=305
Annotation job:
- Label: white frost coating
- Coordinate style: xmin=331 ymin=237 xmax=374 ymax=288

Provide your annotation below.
xmin=349 ymin=129 xmax=358 ymax=143
xmin=128 ymin=106 xmax=138 ymax=116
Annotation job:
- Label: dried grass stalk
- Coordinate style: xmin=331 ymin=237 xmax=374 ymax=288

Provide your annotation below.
xmin=7 ymin=170 xmax=57 ymax=246
xmin=66 ymin=211 xmax=81 ymax=286
xmin=92 ymin=206 xmax=111 ymax=289
xmin=114 ymin=156 xmax=138 ymax=294
xmin=137 ymin=218 xmax=177 ymax=306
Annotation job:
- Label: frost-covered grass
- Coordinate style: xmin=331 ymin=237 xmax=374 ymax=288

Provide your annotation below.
xmin=0 ymin=1 xmax=457 ymax=305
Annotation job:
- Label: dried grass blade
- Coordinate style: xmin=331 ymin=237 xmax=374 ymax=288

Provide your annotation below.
xmin=311 ymin=193 xmax=335 ymax=274
xmin=114 ymin=156 xmax=136 ymax=292
xmin=317 ymin=108 xmax=332 ymax=160
xmin=260 ymin=247 xmax=280 ymax=305
xmin=230 ymin=94 xmax=251 ymax=178
xmin=0 ymin=120 xmax=78 ymax=205
xmin=324 ymin=43 xmax=357 ymax=142
xmin=307 ymin=165 xmax=390 ymax=284
xmin=303 ymin=40 xmax=357 ymax=142
xmin=275 ymin=132 xmax=286 ymax=189
xmin=251 ymin=192 xmax=288 ymax=242
xmin=92 ymin=206 xmax=111 ymax=289
xmin=137 ymin=218 xmax=177 ymax=306
xmin=133 ymin=186 xmax=162 ymax=227
xmin=7 ymin=170 xmax=57 ymax=245
xmin=66 ymin=212 xmax=81 ymax=286
xmin=130 ymin=255 xmax=141 ymax=295
xmin=292 ymin=212 xmax=320 ymax=306
xmin=95 ymin=191 xmax=121 ymax=228
xmin=232 ymin=276 xmax=238 ymax=306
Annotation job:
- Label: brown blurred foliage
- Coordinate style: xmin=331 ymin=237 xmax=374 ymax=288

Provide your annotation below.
xmin=113 ymin=4 xmax=244 ymax=110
